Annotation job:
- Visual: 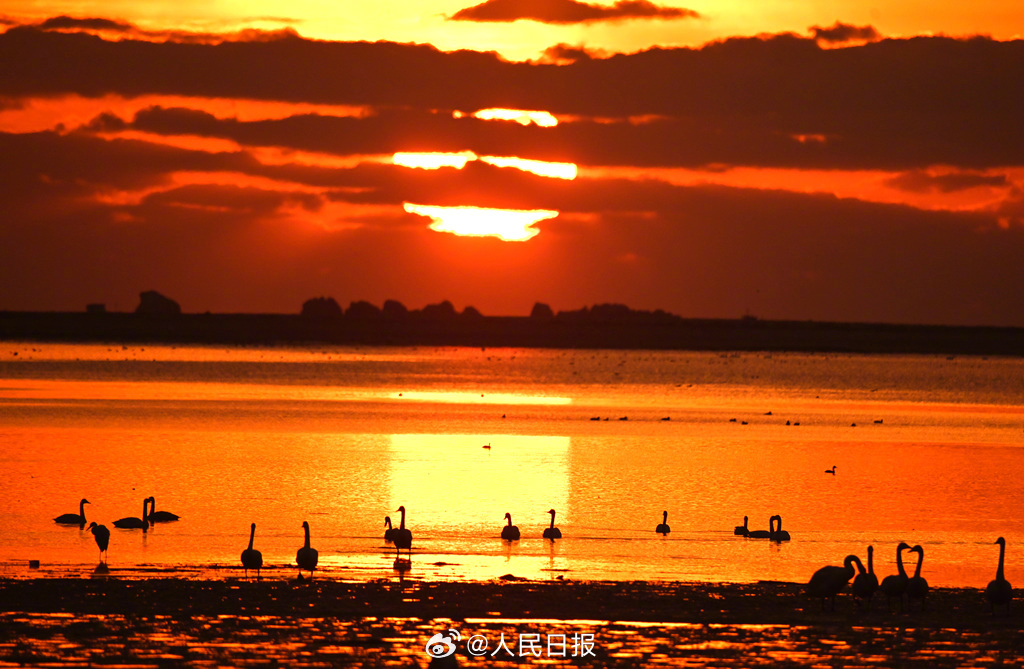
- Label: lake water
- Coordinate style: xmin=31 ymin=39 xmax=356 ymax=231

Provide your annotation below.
xmin=1 ymin=342 xmax=1022 ymax=588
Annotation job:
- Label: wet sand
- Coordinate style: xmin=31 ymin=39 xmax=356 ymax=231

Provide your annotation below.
xmin=1 ymin=577 xmax=1020 ymax=667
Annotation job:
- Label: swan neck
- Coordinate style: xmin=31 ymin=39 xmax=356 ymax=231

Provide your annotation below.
xmin=997 ymin=541 xmax=1006 ymax=579
xmin=549 ymin=512 xmax=555 ymax=529
xmin=913 ymin=550 xmax=923 ymax=578
xmin=304 ymin=524 xmax=311 ymax=548
xmin=867 ymin=547 xmax=873 ymax=574
xmin=897 ymin=546 xmax=907 ymax=577
xmin=400 ymin=508 xmax=406 ymax=530
xmin=248 ymin=525 xmax=256 ymax=550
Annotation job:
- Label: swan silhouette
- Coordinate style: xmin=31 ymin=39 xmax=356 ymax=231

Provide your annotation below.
xmin=501 ymin=512 xmax=521 ymax=541
xmin=147 ymin=496 xmax=179 ymax=522
xmin=240 ymin=523 xmax=263 ymax=579
xmin=384 ymin=516 xmax=397 ymax=543
xmin=825 ymin=466 xmax=836 ymax=475
xmin=770 ymin=515 xmax=791 ymax=542
xmin=852 ymin=545 xmax=879 ymax=608
xmin=879 ymin=542 xmax=912 ymax=612
xmin=807 ymin=554 xmax=859 ymax=610
xmin=906 ymin=544 xmax=929 ymax=610
xmin=87 ymin=522 xmax=110 ymax=563
xmin=656 ymin=511 xmax=670 ymax=535
xmin=55 ymin=498 xmax=90 ymax=527
xmin=734 ymin=516 xmax=748 ymax=536
xmin=746 ymin=516 xmax=773 ymax=539
xmin=112 ymin=498 xmax=151 ymax=531
xmin=393 ymin=506 xmax=412 ymax=559
xmin=296 ymin=520 xmax=319 ymax=579
xmin=543 ymin=509 xmax=562 ymax=539
xmin=986 ymin=537 xmax=1013 ymax=613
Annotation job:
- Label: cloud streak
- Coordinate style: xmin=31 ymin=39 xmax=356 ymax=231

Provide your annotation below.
xmin=449 ymin=0 xmax=698 ymax=24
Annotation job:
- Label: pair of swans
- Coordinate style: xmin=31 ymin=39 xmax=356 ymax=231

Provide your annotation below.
xmin=239 ymin=521 xmax=318 ymax=580
xmin=740 ymin=515 xmax=791 ymax=541
xmin=501 ymin=510 xmax=562 ymax=541
xmin=878 ymin=542 xmax=929 ymax=611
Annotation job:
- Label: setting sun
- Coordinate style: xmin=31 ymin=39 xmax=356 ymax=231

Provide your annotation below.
xmin=403 ymin=203 xmax=558 ymax=241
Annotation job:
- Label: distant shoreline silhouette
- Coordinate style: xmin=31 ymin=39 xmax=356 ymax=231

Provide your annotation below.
xmin=2 ymin=293 xmax=1023 ymax=355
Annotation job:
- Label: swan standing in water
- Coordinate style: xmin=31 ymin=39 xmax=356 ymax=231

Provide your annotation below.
xmin=87 ymin=522 xmax=110 ymax=563
xmin=296 ymin=521 xmax=319 ymax=579
xmin=656 ymin=511 xmax=670 ymax=535
xmin=240 ymin=523 xmax=263 ymax=579
xmin=543 ymin=509 xmax=562 ymax=540
xmin=852 ymin=545 xmax=879 ymax=608
xmin=770 ymin=515 xmax=791 ymax=542
xmin=906 ymin=544 xmax=929 ymax=610
xmin=807 ymin=554 xmax=860 ymax=611
xmin=55 ymin=499 xmax=90 ymax=527
xmin=147 ymin=496 xmax=180 ymax=522
xmin=879 ymin=542 xmax=912 ymax=612
xmin=734 ymin=516 xmax=748 ymax=536
xmin=112 ymin=498 xmax=151 ymax=531
xmin=986 ymin=537 xmax=1013 ymax=613
xmin=393 ymin=506 xmax=413 ymax=559
xmin=501 ymin=512 xmax=521 ymax=541
xmin=384 ymin=516 xmax=397 ymax=543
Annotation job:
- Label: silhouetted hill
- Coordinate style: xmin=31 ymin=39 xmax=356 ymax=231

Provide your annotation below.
xmin=1 ymin=308 xmax=1023 ymax=355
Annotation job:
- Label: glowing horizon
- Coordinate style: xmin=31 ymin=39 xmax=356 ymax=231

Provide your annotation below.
xmin=403 ymin=203 xmax=558 ymax=241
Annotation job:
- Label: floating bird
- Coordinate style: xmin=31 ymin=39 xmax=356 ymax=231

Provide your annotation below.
xmin=112 ymin=498 xmax=151 ymax=531
xmin=734 ymin=516 xmax=749 ymax=536
xmin=879 ymin=542 xmax=912 ymax=612
xmin=384 ymin=516 xmax=397 ymax=543
xmin=825 ymin=466 xmax=836 ymax=475
xmin=907 ymin=544 xmax=929 ymax=610
xmin=543 ymin=509 xmax=562 ymax=540
xmin=986 ymin=537 xmax=1013 ymax=613
xmin=746 ymin=516 xmax=773 ymax=539
xmin=852 ymin=545 xmax=879 ymax=609
xmin=241 ymin=523 xmax=263 ymax=579
xmin=147 ymin=496 xmax=180 ymax=522
xmin=501 ymin=512 xmax=521 ymax=541
xmin=54 ymin=498 xmax=90 ymax=526
xmin=807 ymin=554 xmax=860 ymax=611
xmin=296 ymin=521 xmax=319 ymax=579
xmin=393 ymin=505 xmax=413 ymax=559
xmin=656 ymin=510 xmax=670 ymax=535
xmin=770 ymin=515 xmax=791 ymax=542
xmin=87 ymin=522 xmax=110 ymax=563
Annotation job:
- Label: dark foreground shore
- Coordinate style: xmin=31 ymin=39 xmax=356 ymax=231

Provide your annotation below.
xmin=1 ymin=577 xmax=1020 ymax=667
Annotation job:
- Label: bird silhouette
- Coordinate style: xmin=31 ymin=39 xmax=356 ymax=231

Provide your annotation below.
xmin=734 ymin=516 xmax=749 ymax=536
xmin=656 ymin=510 xmax=670 ymax=535
xmin=825 ymin=466 xmax=836 ymax=475
xmin=54 ymin=498 xmax=90 ymax=527
xmin=746 ymin=516 xmax=773 ymax=539
xmin=879 ymin=542 xmax=912 ymax=612
xmin=87 ymin=522 xmax=110 ymax=563
xmin=807 ymin=554 xmax=860 ymax=611
xmin=543 ymin=509 xmax=562 ymax=539
xmin=147 ymin=496 xmax=180 ymax=522
xmin=112 ymin=498 xmax=150 ymax=531
xmin=852 ymin=545 xmax=879 ymax=609
xmin=296 ymin=520 xmax=319 ymax=579
xmin=501 ymin=512 xmax=521 ymax=541
xmin=384 ymin=516 xmax=397 ymax=543
xmin=770 ymin=515 xmax=791 ymax=542
xmin=986 ymin=537 xmax=1013 ymax=614
xmin=393 ymin=506 xmax=412 ymax=559
xmin=241 ymin=523 xmax=263 ymax=579
xmin=907 ymin=544 xmax=929 ymax=610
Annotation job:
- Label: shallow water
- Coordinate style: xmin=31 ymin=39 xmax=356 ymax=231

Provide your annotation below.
xmin=1 ymin=343 xmax=1023 ymax=587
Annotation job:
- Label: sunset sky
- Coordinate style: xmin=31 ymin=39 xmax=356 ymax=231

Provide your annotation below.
xmin=2 ymin=1 xmax=1023 ymax=325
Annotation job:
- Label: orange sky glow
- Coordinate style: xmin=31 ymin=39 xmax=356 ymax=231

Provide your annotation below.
xmin=2 ymin=1 xmax=1024 ymax=325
